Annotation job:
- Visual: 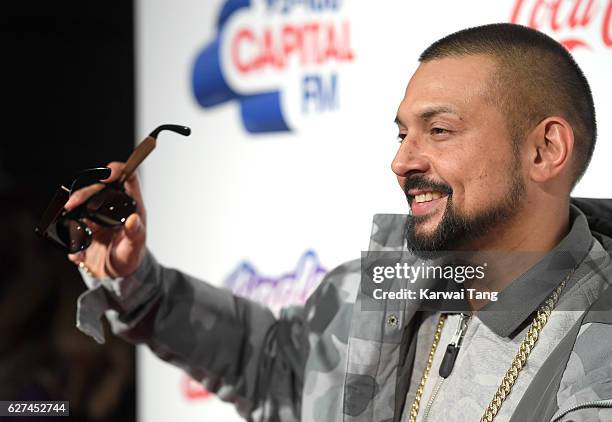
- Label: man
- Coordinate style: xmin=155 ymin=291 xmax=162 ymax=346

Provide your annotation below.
xmin=67 ymin=23 xmax=612 ymax=421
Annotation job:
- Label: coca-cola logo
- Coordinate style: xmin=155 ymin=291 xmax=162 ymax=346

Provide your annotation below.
xmin=510 ymin=0 xmax=612 ymax=50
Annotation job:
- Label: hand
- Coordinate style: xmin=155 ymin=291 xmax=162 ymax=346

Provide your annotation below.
xmin=66 ymin=162 xmax=147 ymax=278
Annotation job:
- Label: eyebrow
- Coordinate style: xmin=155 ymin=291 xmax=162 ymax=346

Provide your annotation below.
xmin=394 ymin=105 xmax=462 ymax=127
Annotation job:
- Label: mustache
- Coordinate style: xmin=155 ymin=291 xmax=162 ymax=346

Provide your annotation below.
xmin=403 ymin=175 xmax=453 ymax=201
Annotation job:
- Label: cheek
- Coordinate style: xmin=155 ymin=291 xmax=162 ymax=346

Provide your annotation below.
xmin=446 ymin=143 xmax=511 ymax=214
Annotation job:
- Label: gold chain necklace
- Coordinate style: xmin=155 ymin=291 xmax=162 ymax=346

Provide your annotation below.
xmin=407 ymin=269 xmax=574 ymax=422
xmin=408 ymin=314 xmax=447 ymax=422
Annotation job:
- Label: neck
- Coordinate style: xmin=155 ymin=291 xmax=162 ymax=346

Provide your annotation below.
xmin=462 ymin=196 xmax=571 ymax=311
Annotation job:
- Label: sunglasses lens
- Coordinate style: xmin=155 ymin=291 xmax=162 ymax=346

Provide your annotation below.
xmin=86 ymin=188 xmax=137 ymax=226
xmin=57 ymin=219 xmax=93 ymax=253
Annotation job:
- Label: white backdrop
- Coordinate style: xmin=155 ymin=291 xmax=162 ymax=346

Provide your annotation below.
xmin=136 ymin=1 xmax=612 ymax=420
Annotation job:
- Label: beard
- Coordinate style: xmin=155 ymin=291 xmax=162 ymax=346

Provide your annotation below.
xmin=404 ymin=162 xmax=525 ymax=256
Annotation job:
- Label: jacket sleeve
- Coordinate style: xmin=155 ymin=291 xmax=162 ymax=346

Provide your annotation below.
xmin=76 ymin=250 xmax=309 ymax=421
xmin=549 ymin=324 xmax=612 ymax=422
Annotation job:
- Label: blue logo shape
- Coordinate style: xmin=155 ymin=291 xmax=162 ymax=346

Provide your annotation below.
xmin=223 ymin=250 xmax=327 ymax=314
xmin=191 ymin=0 xmax=291 ymax=134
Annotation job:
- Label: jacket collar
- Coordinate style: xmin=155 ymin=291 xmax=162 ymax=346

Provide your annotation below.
xmin=370 ymin=204 xmax=594 ymax=338
xmin=477 ymin=204 xmax=593 ymax=337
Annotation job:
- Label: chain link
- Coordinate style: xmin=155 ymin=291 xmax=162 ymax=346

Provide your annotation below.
xmin=479 ymin=271 xmax=571 ymax=421
xmin=407 ymin=269 xmax=574 ymax=422
xmin=408 ymin=314 xmax=447 ymax=422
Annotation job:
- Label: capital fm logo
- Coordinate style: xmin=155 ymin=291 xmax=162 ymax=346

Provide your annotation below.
xmin=510 ymin=0 xmax=612 ymax=50
xmin=191 ymin=0 xmax=355 ymax=134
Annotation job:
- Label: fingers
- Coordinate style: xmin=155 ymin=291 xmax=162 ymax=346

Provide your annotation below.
xmin=64 ymin=183 xmax=105 ymax=210
xmin=65 ymin=162 xmax=126 ymax=211
xmin=122 ymin=172 xmax=146 ymax=223
xmin=65 ymin=161 xmax=147 ymax=225
xmin=67 ymin=240 xmax=109 ymax=278
xmin=102 ymin=161 xmax=129 ymax=183
xmin=106 ymin=161 xmax=145 ymax=220
xmin=63 ymin=158 xmax=148 ymax=279
xmin=68 ymin=251 xmax=85 ymax=264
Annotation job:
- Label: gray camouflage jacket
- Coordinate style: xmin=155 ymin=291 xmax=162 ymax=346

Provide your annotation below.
xmin=76 ymin=198 xmax=612 ymax=422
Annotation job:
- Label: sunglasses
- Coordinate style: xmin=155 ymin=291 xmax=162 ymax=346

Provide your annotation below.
xmin=35 ymin=124 xmax=191 ymax=253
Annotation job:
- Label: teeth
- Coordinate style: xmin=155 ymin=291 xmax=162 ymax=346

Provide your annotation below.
xmin=414 ymin=191 xmax=445 ymax=203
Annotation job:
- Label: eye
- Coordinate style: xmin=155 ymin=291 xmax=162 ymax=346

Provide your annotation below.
xmin=431 ymin=127 xmax=449 ymax=135
xmin=397 ymin=133 xmax=407 ymax=143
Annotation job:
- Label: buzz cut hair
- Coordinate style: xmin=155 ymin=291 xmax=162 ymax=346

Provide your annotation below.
xmin=419 ymin=23 xmax=597 ymax=188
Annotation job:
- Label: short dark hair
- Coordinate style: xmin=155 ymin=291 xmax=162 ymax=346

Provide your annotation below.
xmin=419 ymin=23 xmax=597 ymax=187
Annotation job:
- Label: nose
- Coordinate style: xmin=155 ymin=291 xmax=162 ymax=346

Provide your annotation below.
xmin=391 ymin=138 xmax=430 ymax=177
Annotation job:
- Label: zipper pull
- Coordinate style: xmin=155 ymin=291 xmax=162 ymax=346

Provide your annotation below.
xmin=439 ymin=313 xmax=470 ymax=378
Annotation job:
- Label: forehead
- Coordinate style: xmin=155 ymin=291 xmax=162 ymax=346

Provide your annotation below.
xmin=397 ymin=55 xmax=498 ymax=121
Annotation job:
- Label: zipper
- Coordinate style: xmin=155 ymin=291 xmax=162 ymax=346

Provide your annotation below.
xmin=421 ymin=378 xmax=444 ymax=422
xmin=550 ymin=398 xmax=612 ymax=422
xmin=438 ymin=313 xmax=470 ymax=378
xmin=421 ymin=313 xmax=471 ymax=422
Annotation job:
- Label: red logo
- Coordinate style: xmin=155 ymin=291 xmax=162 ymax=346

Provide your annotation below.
xmin=510 ymin=0 xmax=612 ymax=50
xmin=232 ymin=22 xmax=355 ymax=74
xmin=182 ymin=375 xmax=211 ymax=400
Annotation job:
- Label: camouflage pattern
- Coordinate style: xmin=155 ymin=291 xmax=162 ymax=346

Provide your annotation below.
xmin=75 ymin=199 xmax=612 ymax=421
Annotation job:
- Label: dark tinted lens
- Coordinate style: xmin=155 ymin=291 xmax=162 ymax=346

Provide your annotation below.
xmin=86 ymin=187 xmax=137 ymax=226
xmin=56 ymin=219 xmax=92 ymax=253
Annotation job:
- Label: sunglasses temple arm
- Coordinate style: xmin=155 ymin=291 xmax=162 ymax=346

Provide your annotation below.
xmin=119 ymin=136 xmax=156 ymax=183
xmin=149 ymin=124 xmax=190 ymax=139
xmin=34 ymin=187 xmax=70 ymax=237
xmin=119 ymin=125 xmax=191 ymax=183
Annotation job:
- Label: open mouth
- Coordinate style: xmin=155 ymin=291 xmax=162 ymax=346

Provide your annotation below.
xmin=409 ymin=190 xmax=449 ymax=216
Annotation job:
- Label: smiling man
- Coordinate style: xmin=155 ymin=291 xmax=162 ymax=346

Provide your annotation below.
xmin=69 ymin=23 xmax=612 ymax=422
xmin=385 ymin=24 xmax=611 ymax=422
xmin=394 ymin=38 xmax=589 ymax=256
xmin=394 ymin=56 xmax=527 ymax=254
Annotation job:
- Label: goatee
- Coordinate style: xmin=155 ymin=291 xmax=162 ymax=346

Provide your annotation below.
xmin=404 ymin=173 xmax=525 ymax=256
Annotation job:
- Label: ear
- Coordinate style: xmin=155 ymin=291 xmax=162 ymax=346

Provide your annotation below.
xmin=526 ymin=116 xmax=574 ymax=184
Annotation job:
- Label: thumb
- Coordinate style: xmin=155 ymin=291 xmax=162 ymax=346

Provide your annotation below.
xmin=106 ymin=213 xmax=146 ymax=277
xmin=124 ymin=213 xmax=144 ymax=241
